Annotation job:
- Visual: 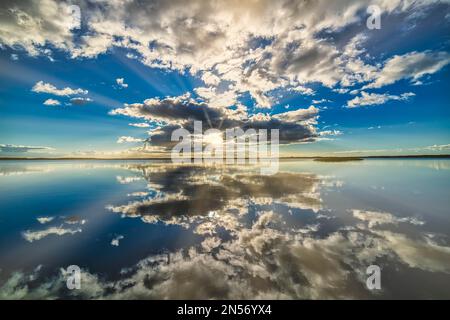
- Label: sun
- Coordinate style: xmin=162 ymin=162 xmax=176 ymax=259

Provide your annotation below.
xmin=203 ymin=131 xmax=224 ymax=146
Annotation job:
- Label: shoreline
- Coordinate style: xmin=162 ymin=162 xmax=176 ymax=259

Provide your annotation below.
xmin=0 ymin=155 xmax=449 ymax=161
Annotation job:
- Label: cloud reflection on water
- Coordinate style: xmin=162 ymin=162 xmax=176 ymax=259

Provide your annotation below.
xmin=0 ymin=161 xmax=449 ymax=299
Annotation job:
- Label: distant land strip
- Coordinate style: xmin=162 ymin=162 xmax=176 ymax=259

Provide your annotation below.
xmin=1 ymin=155 xmax=450 ymax=161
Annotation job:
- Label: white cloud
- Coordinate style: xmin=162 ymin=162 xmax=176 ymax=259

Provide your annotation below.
xmin=22 ymin=226 xmax=82 ymax=242
xmin=312 ymin=99 xmax=330 ymax=104
xmin=0 ymin=0 xmax=78 ymax=56
xmin=111 ymin=235 xmax=124 ymax=246
xmin=319 ymin=130 xmax=343 ymax=137
xmin=201 ymin=72 xmax=221 ymax=86
xmin=36 ymin=216 xmax=54 ymax=224
xmin=129 ymin=123 xmax=150 ymax=128
xmin=274 ymin=105 xmax=319 ymax=123
xmin=352 ymin=209 xmax=424 ymax=228
xmin=117 ymin=136 xmax=144 ymax=144
xmin=364 ymin=51 xmax=450 ymax=89
xmin=2 ymin=0 xmax=446 ymax=112
xmin=32 ymin=81 xmax=88 ymax=96
xmin=0 ymin=144 xmax=54 ymax=153
xmin=116 ymin=176 xmax=142 ymax=184
xmin=43 ymin=99 xmax=61 ymax=106
xmin=116 ymin=78 xmax=128 ymax=88
xmin=346 ymin=91 xmax=415 ymax=108
xmin=423 ymin=144 xmax=450 ymax=151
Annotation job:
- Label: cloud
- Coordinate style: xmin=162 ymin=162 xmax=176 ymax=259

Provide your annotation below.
xmin=423 ymin=144 xmax=450 ymax=151
xmin=373 ymin=231 xmax=450 ymax=274
xmin=32 ymin=81 xmax=88 ymax=96
xmin=129 ymin=123 xmax=150 ymax=128
xmin=116 ymin=78 xmax=128 ymax=88
xmin=319 ymin=130 xmax=343 ymax=137
xmin=346 ymin=91 xmax=415 ymax=108
xmin=0 ymin=144 xmax=53 ymax=153
xmin=22 ymin=226 xmax=82 ymax=242
xmin=36 ymin=216 xmax=54 ymax=224
xmin=110 ymin=93 xmax=318 ymax=146
xmin=273 ymin=105 xmax=319 ymax=123
xmin=312 ymin=99 xmax=330 ymax=104
xmin=364 ymin=51 xmax=450 ymax=89
xmin=70 ymin=97 xmax=92 ymax=105
xmin=2 ymin=0 xmax=447 ymax=111
xmin=116 ymin=176 xmax=142 ymax=184
xmin=0 ymin=0 xmax=78 ymax=56
xmin=111 ymin=235 xmax=124 ymax=247
xmin=352 ymin=209 xmax=424 ymax=228
xmin=2 ymin=163 xmax=450 ymax=299
xmin=43 ymin=98 xmax=61 ymax=106
xmin=117 ymin=136 xmax=144 ymax=144
xmin=106 ymin=164 xmax=323 ymax=223
xmin=64 ymin=215 xmax=87 ymax=225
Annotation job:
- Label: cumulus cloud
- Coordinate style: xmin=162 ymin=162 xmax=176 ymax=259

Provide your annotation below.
xmin=116 ymin=78 xmax=128 ymax=88
xmin=32 ymin=81 xmax=88 ymax=96
xmin=43 ymin=98 xmax=61 ymax=106
xmin=111 ymin=235 xmax=124 ymax=247
xmin=110 ymin=93 xmax=318 ymax=146
xmin=346 ymin=91 xmax=415 ymax=108
xmin=2 ymin=0 xmax=447 ymax=112
xmin=0 ymin=0 xmax=78 ymax=56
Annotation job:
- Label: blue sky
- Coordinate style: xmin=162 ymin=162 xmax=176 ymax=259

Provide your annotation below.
xmin=0 ymin=0 xmax=450 ymax=157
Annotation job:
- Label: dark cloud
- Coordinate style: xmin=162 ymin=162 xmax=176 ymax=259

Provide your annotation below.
xmin=110 ymin=95 xmax=318 ymax=147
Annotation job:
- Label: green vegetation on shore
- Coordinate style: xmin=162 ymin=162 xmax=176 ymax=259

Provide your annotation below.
xmin=313 ymin=157 xmax=363 ymax=162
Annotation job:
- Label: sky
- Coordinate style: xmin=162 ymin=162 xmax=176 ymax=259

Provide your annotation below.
xmin=0 ymin=0 xmax=450 ymax=158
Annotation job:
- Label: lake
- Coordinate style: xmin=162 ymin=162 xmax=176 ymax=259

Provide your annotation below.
xmin=0 ymin=159 xmax=449 ymax=299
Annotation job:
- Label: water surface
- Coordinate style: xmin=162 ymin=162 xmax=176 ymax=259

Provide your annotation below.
xmin=0 ymin=159 xmax=449 ymax=299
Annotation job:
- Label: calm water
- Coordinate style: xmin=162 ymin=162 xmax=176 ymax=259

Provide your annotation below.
xmin=0 ymin=159 xmax=449 ymax=299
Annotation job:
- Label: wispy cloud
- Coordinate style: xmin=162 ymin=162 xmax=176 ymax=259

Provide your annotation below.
xmin=0 ymin=144 xmax=54 ymax=153
xmin=129 ymin=123 xmax=150 ymax=128
xmin=70 ymin=97 xmax=93 ymax=105
xmin=346 ymin=91 xmax=415 ymax=108
xmin=364 ymin=51 xmax=450 ymax=89
xmin=22 ymin=226 xmax=82 ymax=242
xmin=32 ymin=81 xmax=88 ymax=96
xmin=117 ymin=136 xmax=144 ymax=144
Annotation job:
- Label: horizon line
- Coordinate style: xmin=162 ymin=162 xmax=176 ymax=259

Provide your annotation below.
xmin=1 ymin=154 xmax=449 ymax=161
